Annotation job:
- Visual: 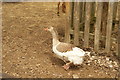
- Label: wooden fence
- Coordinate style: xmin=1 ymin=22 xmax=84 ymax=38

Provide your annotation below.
xmin=65 ymin=2 xmax=120 ymax=54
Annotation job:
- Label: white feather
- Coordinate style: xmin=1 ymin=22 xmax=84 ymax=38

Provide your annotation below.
xmin=52 ymin=43 xmax=85 ymax=65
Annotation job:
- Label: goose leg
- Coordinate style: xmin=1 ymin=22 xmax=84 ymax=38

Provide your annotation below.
xmin=62 ymin=62 xmax=72 ymax=70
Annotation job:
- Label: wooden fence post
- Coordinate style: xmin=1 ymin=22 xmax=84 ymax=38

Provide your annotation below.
xmin=73 ymin=2 xmax=80 ymax=46
xmin=118 ymin=21 xmax=120 ymax=57
xmin=114 ymin=2 xmax=120 ymax=55
xmin=105 ymin=1 xmax=114 ymax=53
xmin=65 ymin=2 xmax=72 ymax=43
xmin=94 ymin=2 xmax=98 ymax=17
xmin=0 ymin=1 xmax=2 ymax=75
xmin=117 ymin=2 xmax=120 ymax=58
xmin=94 ymin=2 xmax=103 ymax=51
xmin=118 ymin=19 xmax=120 ymax=80
xmin=84 ymin=2 xmax=91 ymax=48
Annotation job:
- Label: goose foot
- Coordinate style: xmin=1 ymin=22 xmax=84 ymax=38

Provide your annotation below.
xmin=62 ymin=62 xmax=72 ymax=70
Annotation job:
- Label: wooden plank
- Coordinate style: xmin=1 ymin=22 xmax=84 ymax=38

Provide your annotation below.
xmin=114 ymin=2 xmax=119 ymax=55
xmin=117 ymin=19 xmax=120 ymax=57
xmin=73 ymin=2 xmax=80 ymax=46
xmin=94 ymin=2 xmax=103 ymax=51
xmin=117 ymin=2 xmax=120 ymax=58
xmin=94 ymin=2 xmax=98 ymax=17
xmin=84 ymin=2 xmax=91 ymax=48
xmin=65 ymin=2 xmax=72 ymax=43
xmin=105 ymin=2 xmax=114 ymax=53
xmin=0 ymin=1 xmax=1 ymax=74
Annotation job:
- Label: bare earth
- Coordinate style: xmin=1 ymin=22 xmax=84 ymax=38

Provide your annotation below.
xmin=2 ymin=2 xmax=119 ymax=78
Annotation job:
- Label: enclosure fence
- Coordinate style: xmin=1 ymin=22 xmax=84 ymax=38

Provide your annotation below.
xmin=65 ymin=2 xmax=120 ymax=55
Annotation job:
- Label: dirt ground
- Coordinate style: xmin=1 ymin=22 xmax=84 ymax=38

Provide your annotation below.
xmin=2 ymin=2 xmax=119 ymax=78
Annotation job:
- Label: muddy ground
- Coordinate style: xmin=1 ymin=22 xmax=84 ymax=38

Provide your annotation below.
xmin=2 ymin=2 xmax=119 ymax=78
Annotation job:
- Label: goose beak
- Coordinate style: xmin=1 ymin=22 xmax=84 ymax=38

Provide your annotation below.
xmin=44 ymin=27 xmax=48 ymax=31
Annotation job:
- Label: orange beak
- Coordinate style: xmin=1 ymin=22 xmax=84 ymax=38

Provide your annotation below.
xmin=44 ymin=28 xmax=48 ymax=31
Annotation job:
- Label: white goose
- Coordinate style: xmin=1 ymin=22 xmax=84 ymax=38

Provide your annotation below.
xmin=44 ymin=26 xmax=86 ymax=70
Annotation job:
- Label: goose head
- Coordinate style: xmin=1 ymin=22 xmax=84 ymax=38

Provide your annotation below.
xmin=44 ymin=26 xmax=59 ymax=45
xmin=44 ymin=26 xmax=58 ymax=38
xmin=44 ymin=26 xmax=54 ymax=32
